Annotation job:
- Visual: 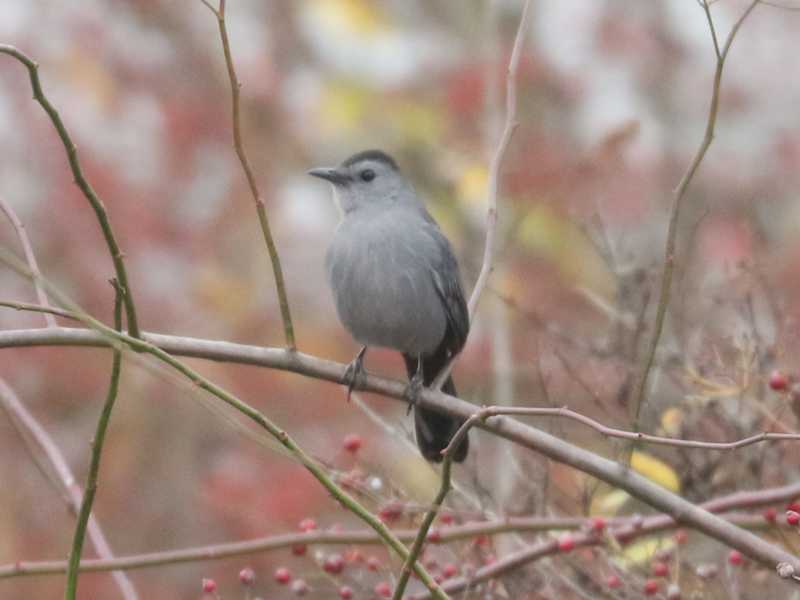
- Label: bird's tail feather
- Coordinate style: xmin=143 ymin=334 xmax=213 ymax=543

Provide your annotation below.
xmin=402 ymin=351 xmax=469 ymax=463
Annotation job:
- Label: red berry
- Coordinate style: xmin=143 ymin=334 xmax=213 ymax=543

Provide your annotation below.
xmin=239 ymin=567 xmax=255 ymax=585
xmin=338 ymin=586 xmax=354 ymax=599
xmin=202 ymin=578 xmax=217 ymax=593
xmin=590 ymin=516 xmax=607 ymax=533
xmin=292 ymin=543 xmax=307 ymax=556
xmin=728 ymin=550 xmax=744 ymax=566
xmin=378 ymin=502 xmax=403 ymax=523
xmin=275 ymin=567 xmax=292 ymax=584
xmin=291 ymin=578 xmax=308 ymax=596
xmin=652 ymin=561 xmax=669 ymax=577
xmin=769 ymin=370 xmax=789 ymax=391
xmin=674 ymin=529 xmax=688 ymax=544
xmin=427 ymin=528 xmax=442 ymax=543
xmin=788 ymin=510 xmax=800 ymax=525
xmin=789 ymin=502 xmax=800 ymax=513
xmin=764 ymin=507 xmax=778 ymax=522
xmin=374 ymin=581 xmax=392 ymax=597
xmin=606 ymin=574 xmax=622 ymax=589
xmin=442 ymin=563 xmax=458 ymax=578
xmin=557 ymin=534 xmax=575 ymax=552
xmin=366 ymin=556 xmax=380 ymax=571
xmin=440 ymin=512 xmax=455 ymax=525
xmin=343 ymin=433 xmax=362 ymax=453
xmin=299 ymin=518 xmax=317 ymax=532
xmin=323 ymin=553 xmax=345 ymax=574
xmin=644 ymin=579 xmax=659 ymax=595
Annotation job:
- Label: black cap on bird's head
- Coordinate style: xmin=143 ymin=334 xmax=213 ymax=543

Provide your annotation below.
xmin=307 ymin=149 xmax=399 ymax=186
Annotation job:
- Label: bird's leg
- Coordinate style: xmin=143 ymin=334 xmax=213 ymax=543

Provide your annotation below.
xmin=404 ymin=356 xmax=425 ymax=413
xmin=343 ymin=346 xmax=368 ymax=402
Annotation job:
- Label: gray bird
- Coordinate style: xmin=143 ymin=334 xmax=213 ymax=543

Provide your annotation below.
xmin=309 ymin=149 xmax=470 ymax=462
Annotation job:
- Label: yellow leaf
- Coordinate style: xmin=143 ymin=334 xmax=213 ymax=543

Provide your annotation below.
xmin=517 ymin=205 xmax=615 ymax=299
xmin=593 ymin=489 xmax=630 ymax=516
xmin=312 ymin=0 xmax=387 ymax=36
xmin=630 ymin=451 xmax=680 ymax=493
xmin=319 ymin=82 xmax=371 ymax=133
xmin=659 ymin=408 xmax=683 ymax=436
xmin=616 ymin=536 xmax=675 ymax=567
xmin=457 ymin=164 xmax=488 ymax=205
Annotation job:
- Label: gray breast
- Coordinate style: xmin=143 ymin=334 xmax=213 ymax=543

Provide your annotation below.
xmin=326 ymin=207 xmax=447 ymax=356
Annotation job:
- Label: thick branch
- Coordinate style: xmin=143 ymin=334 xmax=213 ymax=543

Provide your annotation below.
xmin=2 ymin=327 xmax=799 ymax=578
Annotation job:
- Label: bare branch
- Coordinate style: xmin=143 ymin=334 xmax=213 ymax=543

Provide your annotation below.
xmin=201 ymin=0 xmax=296 ymax=349
xmin=433 ymin=0 xmax=532 ymax=391
xmin=0 ymin=197 xmax=55 ymax=327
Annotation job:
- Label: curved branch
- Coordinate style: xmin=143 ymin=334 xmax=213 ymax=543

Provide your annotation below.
xmin=1 ymin=327 xmax=799 ymax=578
xmin=629 ymin=0 xmax=760 ymax=428
xmin=0 ymin=45 xmax=141 ymax=338
xmin=201 ymin=0 xmax=296 ymax=349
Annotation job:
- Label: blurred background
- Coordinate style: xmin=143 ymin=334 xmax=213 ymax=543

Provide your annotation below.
xmin=2 ymin=0 xmax=800 ymax=598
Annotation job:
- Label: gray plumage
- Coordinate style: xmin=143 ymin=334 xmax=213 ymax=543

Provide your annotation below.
xmin=309 ymin=149 xmax=470 ymax=462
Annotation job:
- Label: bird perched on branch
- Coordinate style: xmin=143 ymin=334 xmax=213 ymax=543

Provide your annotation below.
xmin=309 ymin=149 xmax=470 ymax=462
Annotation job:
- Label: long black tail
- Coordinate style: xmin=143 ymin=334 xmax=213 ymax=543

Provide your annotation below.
xmin=402 ymin=349 xmax=469 ymax=463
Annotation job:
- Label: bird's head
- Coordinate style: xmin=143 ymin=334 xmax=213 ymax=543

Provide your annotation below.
xmin=308 ymin=149 xmax=412 ymax=214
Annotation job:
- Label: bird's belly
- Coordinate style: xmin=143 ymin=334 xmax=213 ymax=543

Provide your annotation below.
xmin=328 ymin=240 xmax=446 ymax=356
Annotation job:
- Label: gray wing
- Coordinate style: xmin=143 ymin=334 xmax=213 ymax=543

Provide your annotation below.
xmin=423 ymin=221 xmax=470 ymax=354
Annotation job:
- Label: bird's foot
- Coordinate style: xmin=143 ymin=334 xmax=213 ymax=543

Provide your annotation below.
xmin=404 ymin=372 xmax=425 ymax=415
xmin=343 ymin=347 xmax=368 ymax=402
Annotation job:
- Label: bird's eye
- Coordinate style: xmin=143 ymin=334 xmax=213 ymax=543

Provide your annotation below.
xmin=360 ymin=169 xmax=376 ymax=182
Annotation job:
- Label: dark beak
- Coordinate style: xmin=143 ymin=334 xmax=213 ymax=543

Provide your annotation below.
xmin=307 ymin=167 xmax=351 ymax=186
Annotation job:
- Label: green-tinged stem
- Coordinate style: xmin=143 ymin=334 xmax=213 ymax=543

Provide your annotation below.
xmin=0 ymin=45 xmax=141 ymax=338
xmin=204 ymin=0 xmax=296 ymax=349
xmin=64 ymin=282 xmax=123 ymax=600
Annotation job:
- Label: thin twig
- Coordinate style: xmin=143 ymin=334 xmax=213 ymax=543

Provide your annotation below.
xmin=0 ymin=250 xmax=445 ymax=600
xmin=433 ymin=0 xmax=532 ymax=391
xmin=64 ymin=282 xmax=124 ymax=600
xmin=628 ymin=0 xmax=760 ymax=428
xmin=0 ymin=197 xmax=55 ymax=327
xmin=4 ymin=478 xmax=798 ymax=580
xmin=201 ymin=0 xmax=296 ymax=349
xmin=0 ymin=300 xmax=78 ymax=320
xmin=392 ymin=409 xmax=486 ymax=599
xmin=0 ymin=45 xmax=141 ymax=338
xmin=0 ymin=379 xmax=138 ymax=599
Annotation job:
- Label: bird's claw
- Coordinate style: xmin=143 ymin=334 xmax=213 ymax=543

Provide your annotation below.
xmin=343 ymin=348 xmax=367 ymax=402
xmin=404 ymin=372 xmax=424 ymax=414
